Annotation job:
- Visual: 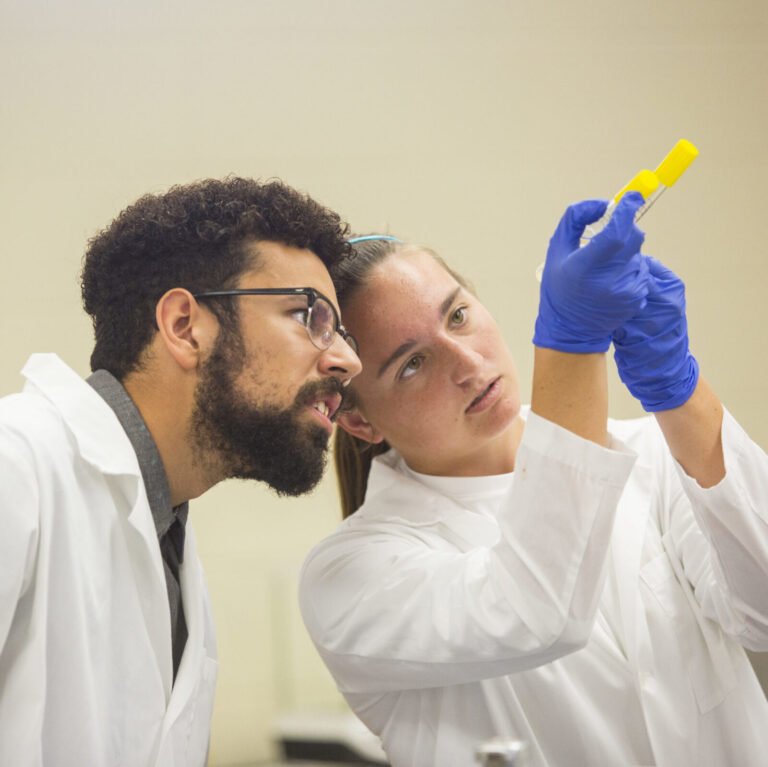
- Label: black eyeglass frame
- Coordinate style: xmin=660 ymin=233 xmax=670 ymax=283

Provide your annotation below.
xmin=192 ymin=287 xmax=358 ymax=354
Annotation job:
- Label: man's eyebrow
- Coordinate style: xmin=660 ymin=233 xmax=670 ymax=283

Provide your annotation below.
xmin=376 ymin=286 xmax=463 ymax=379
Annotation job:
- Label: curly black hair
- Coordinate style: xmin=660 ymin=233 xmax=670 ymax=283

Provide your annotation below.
xmin=81 ymin=176 xmax=351 ymax=379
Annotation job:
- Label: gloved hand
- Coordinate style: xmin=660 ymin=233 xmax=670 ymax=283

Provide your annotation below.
xmin=613 ymin=256 xmax=699 ymax=411
xmin=534 ymin=193 xmax=649 ymax=353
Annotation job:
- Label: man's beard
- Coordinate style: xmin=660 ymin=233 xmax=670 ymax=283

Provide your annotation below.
xmin=191 ymin=327 xmax=340 ymax=496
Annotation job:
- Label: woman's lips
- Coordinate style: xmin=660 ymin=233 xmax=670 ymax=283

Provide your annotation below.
xmin=465 ymin=377 xmax=502 ymax=414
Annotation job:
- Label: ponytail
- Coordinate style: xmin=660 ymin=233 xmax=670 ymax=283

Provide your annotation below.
xmin=334 ymin=428 xmax=390 ymax=518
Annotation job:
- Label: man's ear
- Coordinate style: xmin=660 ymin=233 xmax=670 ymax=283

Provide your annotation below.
xmin=337 ymin=408 xmax=385 ymax=445
xmin=155 ymin=289 xmax=214 ymax=371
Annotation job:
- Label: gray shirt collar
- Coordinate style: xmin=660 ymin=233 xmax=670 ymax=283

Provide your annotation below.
xmin=87 ymin=370 xmax=188 ymax=543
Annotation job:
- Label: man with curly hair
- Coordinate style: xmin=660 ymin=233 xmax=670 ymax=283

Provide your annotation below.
xmin=0 ymin=177 xmax=361 ymax=766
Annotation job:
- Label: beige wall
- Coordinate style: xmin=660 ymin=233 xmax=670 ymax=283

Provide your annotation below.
xmin=2 ymin=1 xmax=767 ymax=763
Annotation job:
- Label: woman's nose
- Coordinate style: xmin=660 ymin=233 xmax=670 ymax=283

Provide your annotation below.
xmin=447 ymin=339 xmax=483 ymax=387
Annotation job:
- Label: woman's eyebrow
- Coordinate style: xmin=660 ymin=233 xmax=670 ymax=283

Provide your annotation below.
xmin=439 ymin=286 xmax=462 ymax=317
xmin=376 ymin=286 xmax=463 ymax=379
xmin=378 ymin=340 xmax=417 ymax=379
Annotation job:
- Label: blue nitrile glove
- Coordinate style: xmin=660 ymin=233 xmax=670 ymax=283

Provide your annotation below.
xmin=534 ymin=193 xmax=649 ymax=353
xmin=613 ymin=256 xmax=699 ymax=411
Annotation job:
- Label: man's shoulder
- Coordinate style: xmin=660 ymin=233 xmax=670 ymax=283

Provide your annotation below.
xmin=0 ymin=386 xmax=65 ymax=432
xmin=1 ymin=354 xmax=86 ymax=429
xmin=0 ymin=354 xmax=94 ymax=459
xmin=0 ymin=388 xmax=74 ymax=462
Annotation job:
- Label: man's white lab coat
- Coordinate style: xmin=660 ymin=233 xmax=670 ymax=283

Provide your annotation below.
xmin=0 ymin=354 xmax=217 ymax=767
xmin=300 ymin=410 xmax=768 ymax=766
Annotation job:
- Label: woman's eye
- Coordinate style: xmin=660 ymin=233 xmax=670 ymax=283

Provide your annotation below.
xmin=399 ymin=355 xmax=423 ymax=380
xmin=451 ymin=306 xmax=468 ymax=325
xmin=291 ymin=308 xmax=309 ymax=325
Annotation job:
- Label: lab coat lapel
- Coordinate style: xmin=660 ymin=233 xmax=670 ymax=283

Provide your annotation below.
xmin=163 ymin=525 xmax=207 ymax=728
xmin=122 ymin=479 xmax=175 ymax=699
xmin=24 ymin=354 xmax=174 ymax=697
xmin=610 ymin=461 xmax=652 ymax=671
xmin=154 ymin=525 xmax=218 ymax=766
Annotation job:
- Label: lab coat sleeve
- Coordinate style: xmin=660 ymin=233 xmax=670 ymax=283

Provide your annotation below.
xmin=667 ymin=409 xmax=768 ymax=650
xmin=0 ymin=420 xmax=41 ymax=655
xmin=300 ymin=412 xmax=636 ymax=693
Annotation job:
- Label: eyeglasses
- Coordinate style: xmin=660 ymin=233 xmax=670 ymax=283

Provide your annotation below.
xmin=192 ymin=287 xmax=359 ymax=354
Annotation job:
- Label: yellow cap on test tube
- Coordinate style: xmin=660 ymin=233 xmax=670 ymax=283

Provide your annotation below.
xmin=653 ymin=139 xmax=699 ymax=187
xmin=612 ymin=169 xmax=660 ymax=203
xmin=536 ymin=141 xmax=698 ymax=281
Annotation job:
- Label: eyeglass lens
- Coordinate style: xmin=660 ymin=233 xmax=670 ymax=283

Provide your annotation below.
xmin=308 ymin=296 xmax=357 ymax=352
xmin=308 ymin=297 xmax=335 ymax=349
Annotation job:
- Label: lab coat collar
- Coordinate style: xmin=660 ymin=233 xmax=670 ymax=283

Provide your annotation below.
xmin=362 ymin=450 xmax=503 ymax=547
xmin=365 ymin=405 xmax=527 ymax=517
xmin=22 ymin=353 xmax=142 ymax=477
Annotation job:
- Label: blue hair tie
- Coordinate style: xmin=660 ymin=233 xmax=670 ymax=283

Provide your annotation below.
xmin=348 ymin=235 xmax=402 ymax=244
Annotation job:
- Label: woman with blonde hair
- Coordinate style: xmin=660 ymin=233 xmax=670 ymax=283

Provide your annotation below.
xmin=300 ymin=197 xmax=768 ymax=767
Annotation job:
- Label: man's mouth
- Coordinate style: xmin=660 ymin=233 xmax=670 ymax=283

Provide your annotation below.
xmin=302 ymin=384 xmax=344 ymax=425
xmin=310 ymin=394 xmax=342 ymax=421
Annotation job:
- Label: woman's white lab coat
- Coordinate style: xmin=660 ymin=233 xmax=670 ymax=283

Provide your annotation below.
xmin=0 ymin=354 xmax=217 ymax=767
xmin=300 ymin=409 xmax=768 ymax=767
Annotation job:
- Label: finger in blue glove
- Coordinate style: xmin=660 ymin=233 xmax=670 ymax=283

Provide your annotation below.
xmin=534 ymin=192 xmax=650 ymax=353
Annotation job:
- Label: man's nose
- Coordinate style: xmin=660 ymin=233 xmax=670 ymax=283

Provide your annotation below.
xmin=319 ymin=334 xmax=362 ymax=384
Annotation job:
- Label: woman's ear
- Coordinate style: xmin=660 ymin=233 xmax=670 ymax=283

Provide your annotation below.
xmin=337 ymin=408 xmax=385 ymax=444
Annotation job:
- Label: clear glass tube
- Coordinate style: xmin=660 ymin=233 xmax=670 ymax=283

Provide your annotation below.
xmin=534 ymin=138 xmax=699 ymax=284
xmin=579 ymin=169 xmax=660 ymax=246
xmin=534 ymin=169 xmax=658 ymax=283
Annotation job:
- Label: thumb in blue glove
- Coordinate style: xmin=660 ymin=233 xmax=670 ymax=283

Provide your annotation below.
xmin=613 ymin=256 xmax=699 ymax=411
xmin=534 ymin=192 xmax=650 ymax=353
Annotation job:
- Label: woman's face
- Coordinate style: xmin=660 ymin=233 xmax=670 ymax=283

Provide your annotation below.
xmin=339 ymin=249 xmax=523 ymax=476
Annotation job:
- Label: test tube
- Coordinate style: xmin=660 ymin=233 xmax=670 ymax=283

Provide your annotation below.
xmin=534 ymin=139 xmax=698 ymax=283
xmin=635 ymin=138 xmax=699 ymax=222
xmin=579 ymin=169 xmax=660 ymax=245
xmin=534 ymin=170 xmax=659 ymax=282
